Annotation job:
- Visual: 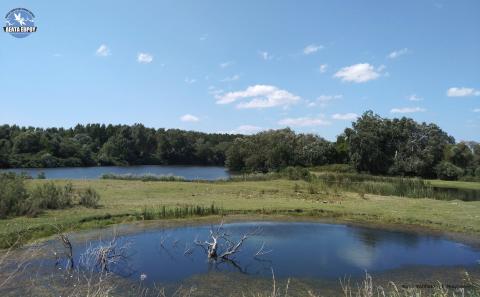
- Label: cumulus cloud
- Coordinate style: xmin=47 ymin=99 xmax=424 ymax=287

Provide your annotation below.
xmin=137 ymin=52 xmax=153 ymax=64
xmin=215 ymin=85 xmax=300 ymax=109
xmin=180 ymin=114 xmax=200 ymax=122
xmin=319 ymin=64 xmax=328 ymax=73
xmin=220 ymin=74 xmax=240 ymax=82
xmin=259 ymin=51 xmax=273 ymax=60
xmin=447 ymin=87 xmax=480 ymax=97
xmin=390 ymin=107 xmax=426 ymax=114
xmin=408 ymin=94 xmax=423 ymax=101
xmin=278 ymin=116 xmax=330 ymax=127
xmin=303 ymin=44 xmax=324 ymax=55
xmin=332 ymin=113 xmax=358 ymax=120
xmin=334 ymin=63 xmax=381 ymax=83
xmin=230 ymin=125 xmax=263 ymax=135
xmin=95 ymin=44 xmax=111 ymax=57
xmin=388 ymin=48 xmax=409 ymax=59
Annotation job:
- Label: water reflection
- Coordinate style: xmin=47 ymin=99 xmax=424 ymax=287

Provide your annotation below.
xmin=0 ymin=165 xmax=230 ymax=180
xmin=46 ymin=222 xmax=480 ymax=284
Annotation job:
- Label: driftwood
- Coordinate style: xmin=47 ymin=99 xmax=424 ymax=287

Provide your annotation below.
xmin=194 ymin=220 xmax=261 ymax=260
xmin=80 ymin=234 xmax=130 ymax=273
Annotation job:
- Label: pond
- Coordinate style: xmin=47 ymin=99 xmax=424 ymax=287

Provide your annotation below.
xmin=0 ymin=165 xmax=230 ymax=180
xmin=11 ymin=221 xmax=480 ymax=296
xmin=433 ymin=186 xmax=480 ymax=201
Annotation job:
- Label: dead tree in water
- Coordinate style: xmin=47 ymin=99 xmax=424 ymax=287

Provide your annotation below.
xmin=194 ymin=221 xmax=261 ymax=261
xmin=58 ymin=233 xmax=74 ymax=270
xmin=81 ymin=234 xmax=130 ymax=273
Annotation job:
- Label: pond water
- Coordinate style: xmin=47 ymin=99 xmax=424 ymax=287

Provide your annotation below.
xmin=42 ymin=222 xmax=480 ymax=289
xmin=0 ymin=165 xmax=230 ymax=180
xmin=433 ymin=186 xmax=480 ymax=201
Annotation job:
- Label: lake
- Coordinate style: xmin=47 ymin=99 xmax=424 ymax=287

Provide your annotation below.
xmin=433 ymin=186 xmax=480 ymax=201
xmin=12 ymin=221 xmax=480 ymax=296
xmin=0 ymin=165 xmax=230 ymax=180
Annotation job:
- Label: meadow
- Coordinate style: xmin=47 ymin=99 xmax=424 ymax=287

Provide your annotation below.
xmin=1 ymin=175 xmax=479 ymax=248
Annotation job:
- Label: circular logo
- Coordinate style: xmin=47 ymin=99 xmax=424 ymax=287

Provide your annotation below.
xmin=4 ymin=8 xmax=37 ymax=38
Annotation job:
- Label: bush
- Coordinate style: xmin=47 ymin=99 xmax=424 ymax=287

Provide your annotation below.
xmin=279 ymin=166 xmax=313 ymax=181
xmin=0 ymin=173 xmax=30 ymax=218
xmin=476 ymin=167 xmax=480 ymax=178
xmin=37 ymin=172 xmax=46 ymax=179
xmin=31 ymin=182 xmax=74 ymax=210
xmin=79 ymin=187 xmax=100 ymax=208
xmin=435 ymin=161 xmax=464 ymax=181
xmin=311 ymin=164 xmax=356 ymax=173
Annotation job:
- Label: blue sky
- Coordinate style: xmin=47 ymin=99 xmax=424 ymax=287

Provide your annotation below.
xmin=1 ymin=0 xmax=479 ymax=141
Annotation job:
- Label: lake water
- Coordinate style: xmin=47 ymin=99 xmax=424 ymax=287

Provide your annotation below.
xmin=433 ymin=186 xmax=480 ymax=201
xmin=33 ymin=221 xmax=480 ymax=296
xmin=0 ymin=165 xmax=230 ymax=180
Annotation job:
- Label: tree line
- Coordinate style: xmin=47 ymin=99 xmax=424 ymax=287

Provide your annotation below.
xmin=0 ymin=124 xmax=238 ymax=168
xmin=0 ymin=111 xmax=479 ymax=180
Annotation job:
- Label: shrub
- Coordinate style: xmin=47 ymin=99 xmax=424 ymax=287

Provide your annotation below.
xmin=311 ymin=164 xmax=356 ymax=173
xmin=475 ymin=167 xmax=480 ymax=178
xmin=79 ymin=187 xmax=100 ymax=208
xmin=31 ymin=182 xmax=74 ymax=210
xmin=279 ymin=166 xmax=313 ymax=181
xmin=37 ymin=172 xmax=46 ymax=179
xmin=0 ymin=173 xmax=30 ymax=218
xmin=435 ymin=161 xmax=464 ymax=181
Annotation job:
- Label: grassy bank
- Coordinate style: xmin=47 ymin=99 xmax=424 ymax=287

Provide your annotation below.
xmin=1 ymin=178 xmax=480 ymax=248
xmin=429 ymin=179 xmax=480 ymax=190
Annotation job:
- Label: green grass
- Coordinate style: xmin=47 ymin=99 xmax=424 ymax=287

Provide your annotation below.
xmin=1 ymin=178 xmax=480 ymax=248
xmin=429 ymin=179 xmax=480 ymax=190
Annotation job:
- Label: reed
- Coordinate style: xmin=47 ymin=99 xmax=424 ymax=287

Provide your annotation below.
xmin=139 ymin=203 xmax=223 ymax=220
xmin=101 ymin=173 xmax=187 ymax=182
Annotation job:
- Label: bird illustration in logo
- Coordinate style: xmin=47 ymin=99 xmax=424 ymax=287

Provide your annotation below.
xmin=14 ymin=12 xmax=26 ymax=26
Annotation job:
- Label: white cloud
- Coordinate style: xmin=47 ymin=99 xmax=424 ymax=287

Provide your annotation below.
xmin=319 ymin=64 xmax=328 ymax=73
xmin=334 ymin=63 xmax=381 ymax=83
xmin=307 ymin=94 xmax=342 ymax=108
xmin=220 ymin=61 xmax=234 ymax=68
xmin=303 ymin=44 xmax=324 ymax=55
xmin=390 ymin=107 xmax=426 ymax=114
xmin=215 ymin=85 xmax=300 ymax=109
xmin=259 ymin=51 xmax=273 ymax=60
xmin=185 ymin=77 xmax=197 ymax=84
xmin=180 ymin=114 xmax=200 ymax=122
xmin=95 ymin=44 xmax=111 ymax=57
xmin=220 ymin=74 xmax=240 ymax=82
xmin=208 ymin=86 xmax=224 ymax=96
xmin=388 ymin=48 xmax=409 ymax=59
xmin=447 ymin=87 xmax=480 ymax=97
xmin=332 ymin=113 xmax=358 ymax=120
xmin=278 ymin=116 xmax=331 ymax=127
xmin=137 ymin=52 xmax=153 ymax=64
xmin=408 ymin=94 xmax=423 ymax=101
xmin=230 ymin=125 xmax=263 ymax=135
xmin=473 ymin=108 xmax=480 ymax=112
xmin=317 ymin=94 xmax=342 ymax=102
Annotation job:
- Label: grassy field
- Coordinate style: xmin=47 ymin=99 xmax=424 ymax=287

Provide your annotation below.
xmin=1 ymin=178 xmax=480 ymax=247
xmin=429 ymin=179 xmax=480 ymax=190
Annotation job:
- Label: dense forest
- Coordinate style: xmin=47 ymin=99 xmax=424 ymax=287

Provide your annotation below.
xmin=1 ymin=111 xmax=479 ymax=180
